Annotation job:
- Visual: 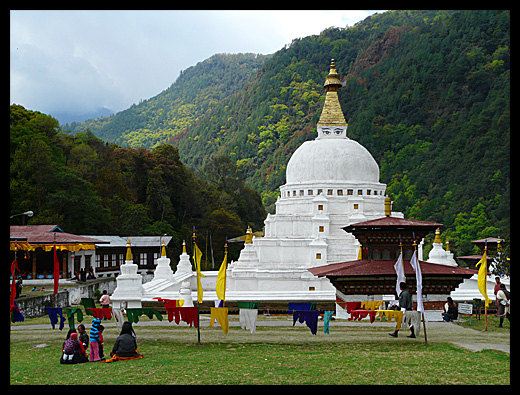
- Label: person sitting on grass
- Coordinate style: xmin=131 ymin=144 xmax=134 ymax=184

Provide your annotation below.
xmin=60 ymin=329 xmax=88 ymax=364
xmin=103 ymin=321 xmax=142 ymax=363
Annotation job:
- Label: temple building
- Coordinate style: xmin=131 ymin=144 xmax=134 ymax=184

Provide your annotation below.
xmin=224 ymin=59 xmax=403 ymax=303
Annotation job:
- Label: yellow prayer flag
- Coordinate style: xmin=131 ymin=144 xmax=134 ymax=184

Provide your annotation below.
xmin=216 ymin=249 xmax=227 ymax=301
xmin=475 ymin=250 xmax=490 ymax=308
xmin=194 ymin=242 xmax=205 ymax=304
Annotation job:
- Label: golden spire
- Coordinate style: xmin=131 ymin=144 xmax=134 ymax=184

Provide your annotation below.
xmin=126 ymin=238 xmax=132 ymax=261
xmin=446 ymin=239 xmax=450 ymax=251
xmin=161 ymin=241 xmax=166 ymax=257
xmin=433 ymin=228 xmax=442 ymax=244
xmin=318 ymin=59 xmax=347 ymax=127
xmin=182 ymin=240 xmax=186 ymax=254
xmin=245 ymin=226 xmax=253 ymax=244
xmin=384 ymin=196 xmax=392 ymax=217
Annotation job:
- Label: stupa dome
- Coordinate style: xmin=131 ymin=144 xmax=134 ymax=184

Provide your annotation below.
xmin=286 ymin=137 xmax=380 ymax=184
xmin=285 ymin=59 xmax=380 ymax=185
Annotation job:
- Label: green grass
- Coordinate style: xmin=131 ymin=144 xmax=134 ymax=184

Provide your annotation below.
xmin=10 ymin=324 xmax=509 ymax=385
xmin=457 ymin=314 xmax=510 ymax=332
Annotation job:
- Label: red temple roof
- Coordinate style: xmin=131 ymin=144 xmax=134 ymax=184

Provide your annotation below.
xmin=344 ymin=216 xmax=443 ymax=230
xmin=309 ymin=259 xmax=476 ymax=278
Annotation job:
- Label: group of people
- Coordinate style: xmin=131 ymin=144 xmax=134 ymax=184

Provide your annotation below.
xmin=60 ymin=291 xmax=141 ymax=364
xmin=442 ymin=276 xmax=510 ymax=327
xmin=60 ymin=320 xmax=141 ymax=364
xmin=388 ymin=277 xmax=510 ymax=339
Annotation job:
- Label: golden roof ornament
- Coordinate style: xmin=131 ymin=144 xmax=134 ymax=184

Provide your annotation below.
xmin=434 ymin=228 xmax=442 ymax=244
xmin=318 ymin=59 xmax=348 ymax=127
xmin=126 ymin=238 xmax=132 ymax=261
xmin=161 ymin=241 xmax=167 ymax=257
xmin=245 ymin=226 xmax=254 ymax=244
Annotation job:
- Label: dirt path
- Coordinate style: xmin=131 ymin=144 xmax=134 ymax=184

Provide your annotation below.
xmin=11 ymin=316 xmax=509 ymax=353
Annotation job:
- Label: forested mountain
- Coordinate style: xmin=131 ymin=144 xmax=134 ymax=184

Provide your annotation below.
xmin=61 ymin=10 xmax=509 ymax=259
xmin=10 ymin=105 xmax=266 ymax=265
xmin=66 ymin=53 xmax=268 ymax=148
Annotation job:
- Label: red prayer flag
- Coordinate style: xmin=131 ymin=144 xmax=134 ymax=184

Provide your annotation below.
xmin=53 ymin=246 xmax=59 ymax=294
xmin=10 ymin=258 xmax=18 ymax=310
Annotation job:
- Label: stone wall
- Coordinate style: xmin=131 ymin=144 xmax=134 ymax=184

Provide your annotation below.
xmin=15 ymin=279 xmax=117 ymax=319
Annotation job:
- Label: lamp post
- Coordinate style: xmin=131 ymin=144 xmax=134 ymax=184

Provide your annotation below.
xmin=10 ymin=211 xmax=33 ymax=225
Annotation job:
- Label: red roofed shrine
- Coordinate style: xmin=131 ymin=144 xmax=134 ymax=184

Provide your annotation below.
xmin=309 ymin=214 xmax=477 ymax=310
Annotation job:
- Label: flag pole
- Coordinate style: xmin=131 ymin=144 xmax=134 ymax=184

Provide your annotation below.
xmin=484 ymin=243 xmax=488 ymax=332
xmin=223 ymin=237 xmax=227 ymax=308
xmin=193 ymin=227 xmax=201 ymax=345
xmin=413 ymin=237 xmax=428 ymax=344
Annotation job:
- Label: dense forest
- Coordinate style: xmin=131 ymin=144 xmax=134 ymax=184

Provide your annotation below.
xmin=10 ymin=104 xmax=266 ymax=265
xmin=66 ymin=53 xmax=268 ymax=148
xmin=35 ymin=10 xmax=509 ymax=261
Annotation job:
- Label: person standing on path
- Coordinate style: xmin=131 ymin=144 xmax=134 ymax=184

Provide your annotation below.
xmin=389 ymin=282 xmax=415 ymax=338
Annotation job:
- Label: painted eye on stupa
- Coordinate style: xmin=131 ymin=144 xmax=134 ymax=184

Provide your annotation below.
xmin=323 ymin=129 xmax=331 ymax=135
xmin=334 ymin=129 xmax=343 ymax=135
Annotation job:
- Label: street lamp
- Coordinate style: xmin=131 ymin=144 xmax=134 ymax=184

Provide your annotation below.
xmin=10 ymin=210 xmax=33 ymax=219
xmin=10 ymin=211 xmax=33 ymax=225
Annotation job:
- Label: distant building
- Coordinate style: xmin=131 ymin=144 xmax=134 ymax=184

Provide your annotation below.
xmin=9 ymin=225 xmax=172 ymax=280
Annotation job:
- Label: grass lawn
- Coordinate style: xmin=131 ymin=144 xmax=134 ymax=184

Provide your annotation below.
xmin=10 ymin=318 xmax=509 ymax=385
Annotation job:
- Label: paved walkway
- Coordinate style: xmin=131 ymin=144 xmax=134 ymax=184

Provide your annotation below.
xmin=11 ymin=316 xmax=509 ymax=354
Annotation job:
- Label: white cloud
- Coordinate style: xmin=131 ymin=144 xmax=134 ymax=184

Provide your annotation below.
xmin=10 ymin=10 xmax=385 ymax=116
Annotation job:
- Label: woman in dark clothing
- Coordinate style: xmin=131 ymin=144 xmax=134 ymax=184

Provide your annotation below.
xmin=110 ymin=321 xmax=140 ymax=358
xmin=442 ymin=296 xmax=458 ymax=322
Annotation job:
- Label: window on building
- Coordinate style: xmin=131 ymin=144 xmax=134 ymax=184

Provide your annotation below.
xmin=317 ymin=189 xmax=323 ymax=195
xmin=347 ymin=189 xmax=353 ymax=195
xmin=318 ymin=204 xmax=323 ymax=211
xmin=337 ymin=189 xmax=343 ymax=195
xmin=319 ymin=226 xmax=324 ymax=232
xmin=358 ymin=189 xmax=363 ymax=195
xmin=327 ymin=189 xmax=333 ymax=195
xmin=367 ymin=190 xmax=371 ymax=195
xmin=111 ymin=254 xmax=117 ymax=267
xmin=293 ymin=190 xmax=296 ymax=196
xmin=354 ymin=204 xmax=359 ymax=210
xmin=308 ymin=190 xmax=313 ymax=195
xmin=299 ymin=190 xmax=304 ymax=196
xmin=316 ymin=253 xmax=322 ymax=259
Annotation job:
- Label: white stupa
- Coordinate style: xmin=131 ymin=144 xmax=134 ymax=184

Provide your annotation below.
xmin=427 ymin=228 xmax=457 ymax=266
xmin=225 ymin=59 xmax=403 ymax=302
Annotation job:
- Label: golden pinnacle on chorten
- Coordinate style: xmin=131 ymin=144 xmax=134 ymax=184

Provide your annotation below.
xmin=318 ymin=59 xmax=348 ymax=127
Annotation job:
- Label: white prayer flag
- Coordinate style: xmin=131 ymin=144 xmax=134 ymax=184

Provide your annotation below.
xmin=394 ymin=251 xmax=406 ymax=296
xmin=409 ymin=250 xmax=424 ymax=313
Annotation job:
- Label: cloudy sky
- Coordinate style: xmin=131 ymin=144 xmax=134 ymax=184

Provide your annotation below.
xmin=10 ymin=10 xmax=385 ymax=120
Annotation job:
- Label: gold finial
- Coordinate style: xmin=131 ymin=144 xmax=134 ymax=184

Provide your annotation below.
xmin=126 ymin=238 xmax=132 ymax=261
xmin=384 ymin=196 xmax=392 ymax=217
xmin=433 ymin=228 xmax=442 ymax=244
xmin=317 ymin=59 xmax=347 ymax=127
xmin=182 ymin=240 xmax=186 ymax=254
xmin=245 ymin=226 xmax=253 ymax=244
xmin=446 ymin=239 xmax=450 ymax=251
xmin=161 ymin=241 xmax=166 ymax=257
xmin=497 ymin=237 xmax=502 ymax=252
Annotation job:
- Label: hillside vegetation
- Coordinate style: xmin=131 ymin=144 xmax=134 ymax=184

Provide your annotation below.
xmin=64 ymin=10 xmax=509 ymax=258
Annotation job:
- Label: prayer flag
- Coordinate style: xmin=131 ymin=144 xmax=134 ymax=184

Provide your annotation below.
xmin=194 ymin=242 xmax=205 ymax=304
xmin=53 ymin=245 xmax=59 ymax=294
xmin=409 ymin=250 xmax=424 ymax=313
xmin=10 ymin=257 xmax=18 ymax=310
xmin=216 ymin=247 xmax=227 ymax=301
xmin=393 ymin=251 xmax=405 ymax=296
xmin=475 ymin=250 xmax=490 ymax=307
